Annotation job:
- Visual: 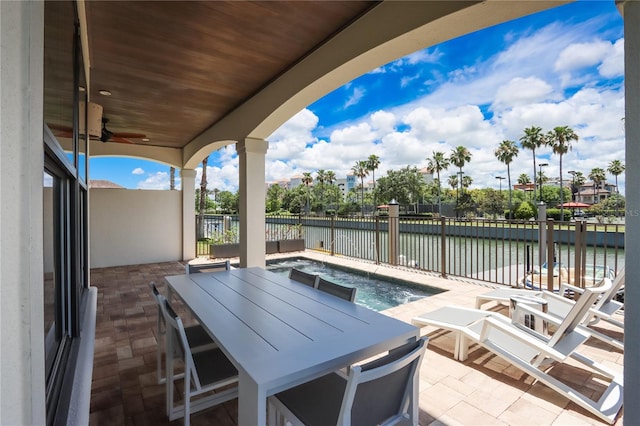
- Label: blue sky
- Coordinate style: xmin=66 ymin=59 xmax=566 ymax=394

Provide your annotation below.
xmin=90 ymin=1 xmax=626 ymax=194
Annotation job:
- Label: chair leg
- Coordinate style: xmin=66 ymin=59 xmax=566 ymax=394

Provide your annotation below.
xmin=183 ymin=363 xmax=191 ymax=426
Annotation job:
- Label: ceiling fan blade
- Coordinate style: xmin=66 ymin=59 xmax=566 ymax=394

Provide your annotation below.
xmin=112 ymin=132 xmax=146 ymax=139
xmin=110 ymin=136 xmax=135 ymax=144
xmin=47 ymin=123 xmax=73 ymax=133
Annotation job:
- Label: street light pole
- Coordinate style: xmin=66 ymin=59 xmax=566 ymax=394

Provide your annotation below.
xmin=495 ymin=176 xmax=505 ymax=192
xmin=567 ymin=170 xmax=576 ymax=201
xmin=456 ymin=171 xmax=464 ymax=219
xmin=538 ymin=162 xmax=548 ymax=204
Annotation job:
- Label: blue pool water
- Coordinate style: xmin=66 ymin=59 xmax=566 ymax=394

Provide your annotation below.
xmin=266 ymin=258 xmax=441 ymax=311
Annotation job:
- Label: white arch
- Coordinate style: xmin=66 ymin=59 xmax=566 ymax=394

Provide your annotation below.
xmin=183 ymin=1 xmax=567 ymax=168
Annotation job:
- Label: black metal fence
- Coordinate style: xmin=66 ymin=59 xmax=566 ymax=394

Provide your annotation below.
xmin=197 ymin=214 xmax=624 ymax=288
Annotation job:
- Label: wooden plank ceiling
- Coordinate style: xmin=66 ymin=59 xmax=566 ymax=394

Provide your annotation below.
xmin=81 ymin=1 xmax=373 ymax=149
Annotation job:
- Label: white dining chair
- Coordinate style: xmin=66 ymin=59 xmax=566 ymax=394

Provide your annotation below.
xmin=149 ymin=282 xmax=216 ymax=385
xmin=315 ymin=276 xmax=357 ymax=302
xmin=162 ymin=298 xmax=238 ymax=426
xmin=288 ymin=267 xmax=318 ymax=287
xmin=185 ymin=259 xmax=231 ymax=274
xmin=268 ymin=336 xmax=428 ymax=426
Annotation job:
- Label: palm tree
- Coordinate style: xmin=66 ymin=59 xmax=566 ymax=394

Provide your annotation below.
xmin=366 ymin=155 xmax=381 ymax=209
xmin=169 ymin=166 xmax=176 ymax=190
xmin=316 ymin=169 xmax=326 ymax=211
xmin=351 ymin=160 xmax=369 ymax=215
xmin=447 ymin=175 xmax=458 ymax=191
xmin=325 ymin=170 xmax=337 ymax=207
xmin=588 ymin=167 xmax=606 ymax=205
xmin=536 ymin=170 xmax=548 ymax=203
xmin=517 ymin=173 xmax=531 ymax=185
xmin=494 ymin=140 xmax=519 ymax=219
xmin=607 ymin=160 xmax=625 ymax=216
xmin=427 ymin=151 xmax=450 ymax=215
xmin=519 ymin=126 xmax=545 ymax=203
xmin=450 ymin=146 xmax=471 ymax=218
xmin=301 ymin=172 xmax=313 ymax=214
xmin=197 ymin=155 xmax=209 ymax=239
xmin=547 ymin=126 xmax=579 ymax=220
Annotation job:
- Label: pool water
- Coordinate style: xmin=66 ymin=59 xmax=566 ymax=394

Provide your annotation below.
xmin=266 ymin=258 xmax=441 ymax=311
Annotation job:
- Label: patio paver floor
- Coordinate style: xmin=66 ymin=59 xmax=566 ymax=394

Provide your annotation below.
xmin=88 ymin=252 xmax=624 ymax=425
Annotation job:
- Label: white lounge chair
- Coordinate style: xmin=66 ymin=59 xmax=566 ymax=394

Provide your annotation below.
xmin=475 ymin=270 xmax=625 ymax=350
xmin=412 ymin=279 xmax=623 ymax=424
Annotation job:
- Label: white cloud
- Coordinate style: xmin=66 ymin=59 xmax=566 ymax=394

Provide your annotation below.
xmin=599 ymin=38 xmax=624 ymax=78
xmin=137 ymin=171 xmax=169 ymax=190
xmin=554 ymin=40 xmax=612 ymax=73
xmin=132 ymin=167 xmax=144 ymax=175
xmin=207 ymin=8 xmax=626 ymax=194
xmin=493 ymin=77 xmax=555 ymax=110
xmin=344 ymin=87 xmax=365 ymax=109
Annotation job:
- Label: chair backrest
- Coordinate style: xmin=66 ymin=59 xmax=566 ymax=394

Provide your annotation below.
xmin=149 ymin=281 xmax=166 ymax=326
xmin=186 ymin=260 xmax=230 ymax=275
xmin=161 ymin=298 xmax=203 ymax=388
xmin=548 ymin=278 xmax=612 ymax=347
xmin=288 ymin=268 xmax=318 ymax=287
xmin=316 ymin=277 xmax=357 ymax=302
xmin=596 ymin=268 xmax=625 ymax=308
xmin=339 ymin=336 xmax=428 ymax=425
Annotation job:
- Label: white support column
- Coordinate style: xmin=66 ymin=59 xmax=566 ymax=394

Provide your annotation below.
xmin=622 ymin=0 xmax=640 ymax=419
xmin=0 ymin=1 xmax=46 ymax=424
xmin=181 ymin=169 xmax=197 ymax=260
xmin=237 ymin=138 xmax=269 ymax=268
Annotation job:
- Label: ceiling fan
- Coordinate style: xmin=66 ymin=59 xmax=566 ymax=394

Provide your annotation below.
xmin=47 ymin=117 xmax=147 ymax=144
xmin=99 ymin=117 xmax=146 ymax=144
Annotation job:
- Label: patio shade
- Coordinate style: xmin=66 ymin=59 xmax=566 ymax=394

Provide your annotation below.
xmin=557 ymin=202 xmax=591 ymax=208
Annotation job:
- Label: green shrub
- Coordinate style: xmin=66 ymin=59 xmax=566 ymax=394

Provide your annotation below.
xmin=546 ymin=208 xmax=561 ymax=220
xmin=514 ymin=201 xmax=536 ymax=220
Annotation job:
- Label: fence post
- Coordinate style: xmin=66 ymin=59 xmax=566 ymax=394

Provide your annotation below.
xmin=573 ymin=220 xmax=587 ymax=288
xmin=440 ymin=217 xmax=447 ymax=278
xmin=375 ymin=216 xmax=380 ymax=265
xmin=546 ymin=218 xmax=555 ymax=291
xmin=388 ymin=200 xmax=399 ymax=266
xmin=330 ymin=215 xmax=335 ymax=256
xmin=537 ymin=203 xmax=547 ymax=270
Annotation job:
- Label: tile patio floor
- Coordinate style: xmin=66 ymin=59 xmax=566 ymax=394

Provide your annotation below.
xmin=88 ymin=251 xmax=624 ymax=425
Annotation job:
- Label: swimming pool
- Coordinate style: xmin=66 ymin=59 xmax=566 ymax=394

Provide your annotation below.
xmin=266 ymin=257 xmax=441 ymax=311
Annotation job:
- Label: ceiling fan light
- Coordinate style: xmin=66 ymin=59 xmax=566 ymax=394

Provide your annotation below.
xmin=98 ymin=89 xmax=112 ymax=96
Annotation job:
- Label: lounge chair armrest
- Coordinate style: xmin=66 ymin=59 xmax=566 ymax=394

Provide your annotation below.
xmin=479 ymin=316 xmax=563 ymax=359
xmin=559 ymin=282 xmax=585 ymax=296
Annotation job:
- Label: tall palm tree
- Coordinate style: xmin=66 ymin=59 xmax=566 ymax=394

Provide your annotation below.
xmin=197 ymin=155 xmax=209 ymax=239
xmin=367 ymin=154 xmax=381 ymax=209
xmin=325 ymin=170 xmax=337 ymax=206
xmin=316 ymin=169 xmax=326 ymax=211
xmin=351 ymin=160 xmax=369 ymax=215
xmin=447 ymin=175 xmax=458 ymax=191
xmin=588 ymin=167 xmax=606 ymax=205
xmin=519 ymin=126 xmax=545 ymax=203
xmin=547 ymin=126 xmax=578 ymax=220
xmin=494 ymin=140 xmax=519 ymax=219
xmin=450 ymin=146 xmax=471 ymax=218
xmin=517 ymin=173 xmax=531 ymax=185
xmin=607 ymin=160 xmax=625 ymax=216
xmin=301 ymin=172 xmax=313 ymax=214
xmin=427 ymin=151 xmax=450 ymax=215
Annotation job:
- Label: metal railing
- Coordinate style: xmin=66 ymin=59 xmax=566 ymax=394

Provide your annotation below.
xmin=197 ymin=214 xmax=624 ymax=287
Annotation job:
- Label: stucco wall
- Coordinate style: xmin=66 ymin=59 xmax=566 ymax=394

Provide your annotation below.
xmin=89 ymin=189 xmax=183 ymax=268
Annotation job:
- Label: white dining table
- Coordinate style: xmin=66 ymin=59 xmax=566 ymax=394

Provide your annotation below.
xmin=165 ymin=267 xmax=420 ymax=426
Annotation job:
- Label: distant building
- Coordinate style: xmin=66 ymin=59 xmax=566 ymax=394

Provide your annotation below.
xmin=89 ymin=179 xmax=125 ymax=189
